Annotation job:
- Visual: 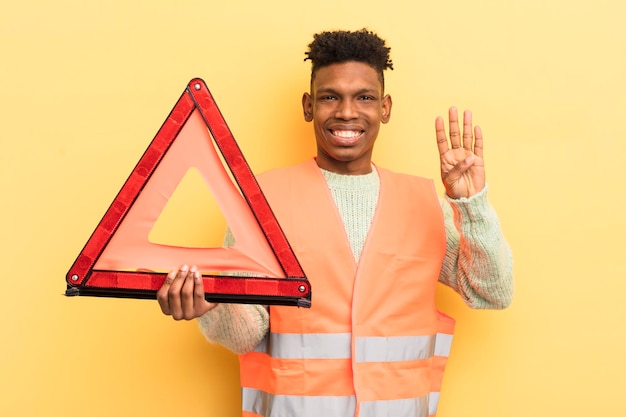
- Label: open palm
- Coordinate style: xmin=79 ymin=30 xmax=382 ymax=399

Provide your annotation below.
xmin=436 ymin=107 xmax=486 ymax=199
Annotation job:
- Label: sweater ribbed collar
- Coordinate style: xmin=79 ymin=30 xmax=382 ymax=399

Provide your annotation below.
xmin=319 ymin=166 xmax=380 ymax=190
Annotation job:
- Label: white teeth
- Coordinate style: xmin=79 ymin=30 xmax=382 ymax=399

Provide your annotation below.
xmin=332 ymin=130 xmax=361 ymax=138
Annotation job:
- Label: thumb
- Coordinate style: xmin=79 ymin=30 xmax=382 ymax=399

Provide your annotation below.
xmin=445 ymin=154 xmax=474 ymax=181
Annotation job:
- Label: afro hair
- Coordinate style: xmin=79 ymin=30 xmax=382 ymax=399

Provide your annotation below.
xmin=304 ymin=28 xmax=393 ymax=82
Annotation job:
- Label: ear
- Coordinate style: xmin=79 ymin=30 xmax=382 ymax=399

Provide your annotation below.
xmin=381 ymin=94 xmax=392 ymax=124
xmin=302 ymin=92 xmax=313 ymax=122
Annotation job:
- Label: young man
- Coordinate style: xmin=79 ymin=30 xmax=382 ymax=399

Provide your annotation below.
xmin=157 ymin=29 xmax=513 ymax=417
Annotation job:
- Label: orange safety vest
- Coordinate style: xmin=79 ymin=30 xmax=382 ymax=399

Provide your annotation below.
xmin=240 ymin=159 xmax=455 ymax=417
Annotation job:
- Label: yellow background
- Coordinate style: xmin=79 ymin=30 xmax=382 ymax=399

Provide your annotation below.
xmin=2 ymin=0 xmax=625 ymax=416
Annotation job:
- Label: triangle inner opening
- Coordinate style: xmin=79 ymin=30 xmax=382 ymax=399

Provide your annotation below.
xmin=148 ymin=166 xmax=227 ymax=248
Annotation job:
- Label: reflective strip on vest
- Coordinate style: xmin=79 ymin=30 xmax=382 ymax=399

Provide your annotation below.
xmin=256 ymin=332 xmax=453 ymax=363
xmin=428 ymin=392 xmax=440 ymax=416
xmin=259 ymin=332 xmax=352 ymax=359
xmin=243 ymin=388 xmax=440 ymax=417
xmin=360 ymin=396 xmax=429 ymax=417
xmin=434 ymin=333 xmax=453 ymax=357
xmin=242 ymin=388 xmax=439 ymax=417
xmin=242 ymin=388 xmax=356 ymax=417
xmin=356 ymin=335 xmax=435 ymax=362
xmin=246 ymin=332 xmax=452 ymax=416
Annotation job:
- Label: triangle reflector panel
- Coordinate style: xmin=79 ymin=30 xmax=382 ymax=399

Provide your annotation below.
xmin=66 ymin=78 xmax=311 ymax=307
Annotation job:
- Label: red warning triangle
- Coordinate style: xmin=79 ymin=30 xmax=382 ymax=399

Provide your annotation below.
xmin=66 ymin=78 xmax=311 ymax=307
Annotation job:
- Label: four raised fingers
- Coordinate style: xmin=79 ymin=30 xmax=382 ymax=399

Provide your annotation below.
xmin=436 ymin=107 xmax=481 ymax=154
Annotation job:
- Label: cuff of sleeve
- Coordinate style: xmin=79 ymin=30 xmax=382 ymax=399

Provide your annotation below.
xmin=196 ymin=303 xmax=225 ymax=332
xmin=445 ymin=184 xmax=493 ymax=222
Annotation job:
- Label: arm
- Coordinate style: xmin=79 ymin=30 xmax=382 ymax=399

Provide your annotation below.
xmin=438 ymin=187 xmax=513 ymax=309
xmin=197 ymin=303 xmax=269 ymax=354
xmin=434 ymin=107 xmax=513 ymax=309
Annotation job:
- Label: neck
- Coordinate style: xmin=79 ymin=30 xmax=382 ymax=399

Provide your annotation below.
xmin=314 ymin=157 xmax=373 ymax=175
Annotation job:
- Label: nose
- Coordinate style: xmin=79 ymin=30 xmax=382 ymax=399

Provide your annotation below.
xmin=335 ymin=99 xmax=358 ymax=120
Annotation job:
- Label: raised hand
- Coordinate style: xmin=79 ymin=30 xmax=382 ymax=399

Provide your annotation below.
xmin=435 ymin=107 xmax=486 ymax=199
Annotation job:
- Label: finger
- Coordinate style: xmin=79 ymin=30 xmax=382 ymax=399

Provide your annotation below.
xmin=168 ymin=265 xmax=189 ymax=320
xmin=157 ymin=270 xmax=177 ymax=315
xmin=435 ymin=116 xmax=449 ymax=156
xmin=181 ymin=265 xmax=197 ymax=319
xmin=448 ymin=107 xmax=461 ymax=149
xmin=193 ymin=269 xmax=207 ymax=311
xmin=193 ymin=270 xmax=219 ymax=315
xmin=462 ymin=110 xmax=473 ymax=151
xmin=474 ymin=125 xmax=484 ymax=158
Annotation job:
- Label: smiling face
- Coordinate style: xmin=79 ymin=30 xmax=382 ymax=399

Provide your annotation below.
xmin=302 ymin=61 xmax=392 ymax=175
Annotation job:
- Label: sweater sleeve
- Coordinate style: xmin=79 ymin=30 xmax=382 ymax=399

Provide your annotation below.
xmin=196 ymin=303 xmax=269 ymax=354
xmin=195 ymin=228 xmax=270 ymax=354
xmin=438 ymin=185 xmax=514 ymax=309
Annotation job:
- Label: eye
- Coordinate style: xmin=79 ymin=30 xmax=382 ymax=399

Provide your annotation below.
xmin=319 ymin=95 xmax=337 ymax=101
xmin=358 ymin=95 xmax=376 ymax=101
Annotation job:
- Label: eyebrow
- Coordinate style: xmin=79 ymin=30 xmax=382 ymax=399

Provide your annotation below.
xmin=315 ymin=87 xmax=380 ymax=96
